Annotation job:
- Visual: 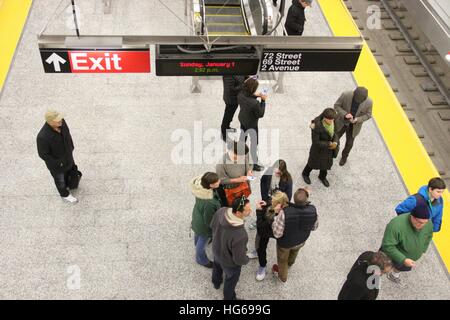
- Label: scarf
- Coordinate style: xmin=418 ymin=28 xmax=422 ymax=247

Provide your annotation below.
xmin=322 ymin=120 xmax=334 ymax=137
xmin=225 ymin=208 xmax=244 ymax=227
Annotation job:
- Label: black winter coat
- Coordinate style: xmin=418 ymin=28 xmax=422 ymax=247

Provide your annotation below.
xmin=285 ymin=0 xmax=306 ymax=36
xmin=223 ymin=75 xmax=245 ymax=105
xmin=260 ymin=173 xmax=293 ymax=202
xmin=338 ymin=251 xmax=379 ymax=300
xmin=37 ymin=120 xmax=75 ymax=173
xmin=256 ymin=207 xmax=275 ymax=239
xmin=307 ymin=115 xmax=339 ymax=170
xmin=238 ymin=92 xmax=266 ymax=129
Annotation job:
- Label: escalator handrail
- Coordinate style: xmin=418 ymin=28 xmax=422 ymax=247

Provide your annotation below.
xmin=266 ymin=0 xmax=285 ymax=36
xmin=240 ymin=0 xmax=252 ymax=35
xmin=259 ymin=0 xmax=268 ymax=34
xmin=201 ymin=0 xmax=209 ymax=37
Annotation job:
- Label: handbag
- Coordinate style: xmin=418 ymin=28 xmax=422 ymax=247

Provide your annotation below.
xmin=224 ymin=182 xmax=251 ymax=206
xmin=67 ymin=164 xmax=82 ymax=189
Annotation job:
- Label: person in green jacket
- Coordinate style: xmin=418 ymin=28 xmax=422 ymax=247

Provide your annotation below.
xmin=381 ymin=196 xmax=433 ymax=284
xmin=190 ymin=172 xmax=221 ymax=268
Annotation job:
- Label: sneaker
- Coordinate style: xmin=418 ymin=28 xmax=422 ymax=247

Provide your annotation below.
xmin=339 ymin=157 xmax=347 ymax=166
xmin=62 ymin=194 xmax=78 ymax=203
xmin=246 ymin=250 xmax=258 ymax=259
xmin=256 ymin=266 xmax=266 ymax=281
xmin=387 ymin=272 xmax=401 ymax=284
xmin=271 ymin=264 xmax=279 ymax=274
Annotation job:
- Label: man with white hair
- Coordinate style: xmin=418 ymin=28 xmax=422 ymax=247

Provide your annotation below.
xmin=37 ymin=110 xmax=78 ymax=203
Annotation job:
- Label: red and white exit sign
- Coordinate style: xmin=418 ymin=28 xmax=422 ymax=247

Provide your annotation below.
xmin=40 ymin=48 xmax=151 ymax=73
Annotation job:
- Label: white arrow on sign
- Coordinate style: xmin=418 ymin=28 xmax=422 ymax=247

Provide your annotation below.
xmin=45 ymin=53 xmax=67 ymax=72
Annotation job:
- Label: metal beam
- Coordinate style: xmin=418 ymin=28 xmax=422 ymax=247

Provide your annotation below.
xmin=38 ymin=35 xmax=363 ymax=50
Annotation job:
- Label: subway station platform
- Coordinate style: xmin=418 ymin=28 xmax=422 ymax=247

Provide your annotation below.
xmin=0 ymin=0 xmax=448 ymax=299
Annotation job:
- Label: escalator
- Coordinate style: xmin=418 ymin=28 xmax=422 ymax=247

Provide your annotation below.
xmin=203 ymin=0 xmax=250 ymax=36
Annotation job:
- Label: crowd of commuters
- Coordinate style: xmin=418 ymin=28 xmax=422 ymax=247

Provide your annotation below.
xmin=193 ymin=54 xmax=445 ymax=298
xmin=189 ymin=70 xmax=446 ymax=299
xmin=34 ymin=1 xmax=446 ymax=301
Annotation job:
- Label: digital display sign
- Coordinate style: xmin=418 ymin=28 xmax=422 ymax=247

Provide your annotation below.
xmin=260 ymin=48 xmax=362 ymax=72
xmin=156 ymin=45 xmax=260 ymax=76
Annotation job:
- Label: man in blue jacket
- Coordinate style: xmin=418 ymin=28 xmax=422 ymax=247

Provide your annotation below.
xmin=395 ymin=177 xmax=446 ymax=232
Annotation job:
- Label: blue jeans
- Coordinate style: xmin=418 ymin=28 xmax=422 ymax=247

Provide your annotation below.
xmin=194 ymin=234 xmax=210 ymax=266
xmin=212 ymin=260 xmax=242 ymax=300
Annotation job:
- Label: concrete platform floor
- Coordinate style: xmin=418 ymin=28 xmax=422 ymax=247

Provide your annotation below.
xmin=0 ymin=0 xmax=448 ymax=299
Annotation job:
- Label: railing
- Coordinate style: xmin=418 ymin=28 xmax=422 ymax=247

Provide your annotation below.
xmin=241 ymin=0 xmax=252 ymax=35
xmin=260 ymin=0 xmax=268 ymax=34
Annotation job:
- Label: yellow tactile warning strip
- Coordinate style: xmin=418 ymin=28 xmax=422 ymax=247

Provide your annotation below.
xmin=0 ymin=0 xmax=33 ymax=93
xmin=318 ymin=0 xmax=450 ymax=273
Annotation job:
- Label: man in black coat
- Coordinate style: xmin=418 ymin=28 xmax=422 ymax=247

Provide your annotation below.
xmin=37 ymin=110 xmax=78 ymax=203
xmin=302 ymin=108 xmax=339 ymax=187
xmin=338 ymin=251 xmax=393 ymax=300
xmin=238 ymin=77 xmax=267 ymax=171
xmin=284 ymin=0 xmax=312 ymax=36
xmin=221 ymin=75 xmax=246 ymax=142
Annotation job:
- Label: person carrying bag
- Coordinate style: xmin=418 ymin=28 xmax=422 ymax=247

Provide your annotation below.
xmin=216 ymin=141 xmax=253 ymax=206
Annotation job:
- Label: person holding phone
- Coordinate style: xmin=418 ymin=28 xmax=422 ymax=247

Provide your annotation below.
xmin=254 ymin=192 xmax=289 ymax=281
xmin=238 ymin=77 xmax=268 ymax=172
xmin=302 ymin=108 xmax=339 ymax=187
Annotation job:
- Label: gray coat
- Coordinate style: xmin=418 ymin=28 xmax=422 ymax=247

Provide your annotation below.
xmin=216 ymin=152 xmax=252 ymax=188
xmin=334 ymin=91 xmax=373 ymax=138
xmin=211 ymin=207 xmax=249 ymax=268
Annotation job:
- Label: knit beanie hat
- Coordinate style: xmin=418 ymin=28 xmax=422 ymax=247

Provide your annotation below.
xmin=411 ymin=196 xmax=430 ymax=219
xmin=353 ymin=87 xmax=368 ymax=104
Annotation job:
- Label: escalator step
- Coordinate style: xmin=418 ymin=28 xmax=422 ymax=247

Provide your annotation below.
xmin=208 ymin=32 xmax=248 ymax=36
xmin=204 ymin=0 xmax=241 ymax=6
xmin=205 ymin=14 xmax=244 ymax=24
xmin=206 ymin=23 xmax=248 ymax=33
xmin=205 ymin=6 xmax=242 ymax=15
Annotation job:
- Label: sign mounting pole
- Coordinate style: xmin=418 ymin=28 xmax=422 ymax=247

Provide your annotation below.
xmin=71 ymin=0 xmax=81 ymax=38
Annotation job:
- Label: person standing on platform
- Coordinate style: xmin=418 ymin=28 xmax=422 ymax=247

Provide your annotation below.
xmin=302 ymin=108 xmax=339 ymax=187
xmin=216 ymin=141 xmax=253 ymax=206
xmin=211 ymin=196 xmax=252 ymax=300
xmin=381 ymin=197 xmax=433 ymax=284
xmin=260 ymin=159 xmax=293 ymax=203
xmin=334 ymin=86 xmax=373 ymax=166
xmin=271 ymin=188 xmax=318 ymax=282
xmin=37 ymin=110 xmax=78 ymax=203
xmin=254 ymin=191 xmax=289 ymax=281
xmin=395 ymin=177 xmax=446 ymax=233
xmin=221 ymin=75 xmax=246 ymax=142
xmin=238 ymin=77 xmax=267 ymax=172
xmin=338 ymin=251 xmax=393 ymax=300
xmin=190 ymin=172 xmax=221 ymax=268
xmin=284 ymin=0 xmax=313 ymax=36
